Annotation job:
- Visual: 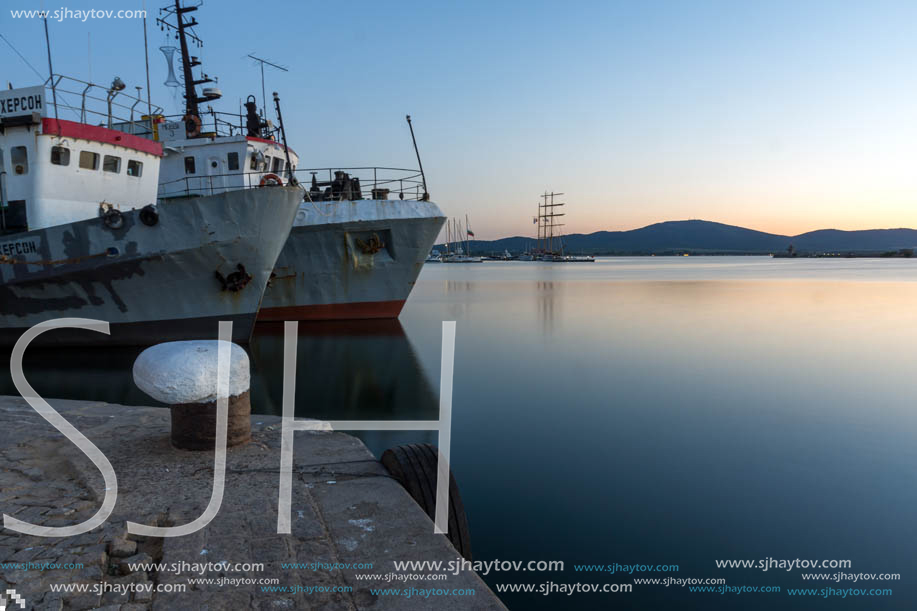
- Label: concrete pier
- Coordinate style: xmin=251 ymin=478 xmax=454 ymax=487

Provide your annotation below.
xmin=0 ymin=395 xmax=505 ymax=610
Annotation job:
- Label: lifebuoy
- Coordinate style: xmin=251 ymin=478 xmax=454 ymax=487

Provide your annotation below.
xmin=260 ymin=173 xmax=283 ymax=187
xmin=183 ymin=113 xmax=202 ymax=138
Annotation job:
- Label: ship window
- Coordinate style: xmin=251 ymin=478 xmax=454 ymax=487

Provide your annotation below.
xmin=79 ymin=151 xmax=99 ymax=170
xmin=184 ymin=156 xmax=196 ymax=174
xmin=11 ymin=146 xmax=28 ymax=175
xmin=103 ymin=155 xmax=121 ymax=173
xmin=227 ymin=152 xmax=239 ymax=171
xmin=50 ymin=146 xmax=70 ymax=166
xmin=127 ymin=160 xmax=143 ymax=177
xmin=250 ymin=152 xmax=258 ymax=170
xmin=271 ymin=156 xmax=283 ymax=173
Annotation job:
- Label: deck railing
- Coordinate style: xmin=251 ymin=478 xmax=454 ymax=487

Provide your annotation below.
xmin=157 ymin=167 xmax=426 ymax=201
xmin=42 ymin=74 xmax=164 ymax=134
xmin=151 ymin=110 xmax=282 ymax=141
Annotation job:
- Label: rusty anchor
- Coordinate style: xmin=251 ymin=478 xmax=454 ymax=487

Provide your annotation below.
xmin=356 ymin=233 xmax=385 ymax=255
xmin=215 ymin=263 xmax=253 ymax=292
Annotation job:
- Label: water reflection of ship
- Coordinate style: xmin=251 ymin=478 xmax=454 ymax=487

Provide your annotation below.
xmin=0 ymin=319 xmax=440 ymax=454
xmin=248 ymin=319 xmax=439 ymax=425
xmin=537 ymin=281 xmax=558 ymax=333
xmin=0 ymin=345 xmax=154 ymax=406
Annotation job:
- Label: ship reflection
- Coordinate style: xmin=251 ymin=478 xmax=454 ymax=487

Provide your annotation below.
xmin=249 ymin=320 xmax=439 ymax=455
xmin=0 ymin=344 xmax=151 ymax=406
xmin=0 ymin=320 xmax=440 ymax=456
xmin=249 ymin=319 xmax=439 ymax=421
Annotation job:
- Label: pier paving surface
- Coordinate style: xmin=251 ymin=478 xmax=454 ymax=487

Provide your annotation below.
xmin=0 ymin=395 xmax=504 ymax=610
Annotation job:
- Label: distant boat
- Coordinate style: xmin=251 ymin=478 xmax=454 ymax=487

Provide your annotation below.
xmin=443 ymin=254 xmax=482 ymax=263
xmin=425 ymin=249 xmax=443 ymax=263
xmin=441 ymin=214 xmax=482 ymax=262
xmin=518 ymin=253 xmax=535 ymax=261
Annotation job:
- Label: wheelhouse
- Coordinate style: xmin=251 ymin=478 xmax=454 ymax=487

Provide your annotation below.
xmin=152 ymin=124 xmax=298 ymax=199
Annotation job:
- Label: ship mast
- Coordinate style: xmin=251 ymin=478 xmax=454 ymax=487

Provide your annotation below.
xmin=158 ymin=1 xmax=220 ymax=136
xmin=539 ymin=191 xmax=565 ymax=255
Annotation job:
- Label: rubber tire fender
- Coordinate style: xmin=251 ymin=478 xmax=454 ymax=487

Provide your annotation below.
xmin=139 ymin=204 xmax=159 ymax=227
xmin=103 ymin=209 xmax=124 ymax=230
xmin=380 ymin=443 xmax=472 ymax=560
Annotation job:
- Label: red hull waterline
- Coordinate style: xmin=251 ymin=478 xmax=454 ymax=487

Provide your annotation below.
xmin=257 ymin=299 xmax=407 ymax=322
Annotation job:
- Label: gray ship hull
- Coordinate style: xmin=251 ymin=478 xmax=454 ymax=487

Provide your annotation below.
xmin=258 ymin=199 xmax=445 ymax=321
xmin=0 ymin=187 xmax=302 ymax=346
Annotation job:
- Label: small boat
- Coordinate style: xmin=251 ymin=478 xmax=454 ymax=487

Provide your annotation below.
xmin=442 ymin=254 xmax=483 ymax=263
xmin=441 ymin=216 xmax=482 ymax=262
xmin=425 ymin=249 xmax=443 ymax=263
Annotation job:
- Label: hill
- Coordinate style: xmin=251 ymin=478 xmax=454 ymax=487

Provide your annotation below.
xmin=439 ymin=220 xmax=917 ymax=255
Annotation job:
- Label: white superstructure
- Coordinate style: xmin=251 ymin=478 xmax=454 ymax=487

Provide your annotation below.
xmin=1 ymin=79 xmax=162 ymax=234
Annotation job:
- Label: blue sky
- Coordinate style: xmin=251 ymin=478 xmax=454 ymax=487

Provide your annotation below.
xmin=4 ymin=0 xmax=917 ymax=239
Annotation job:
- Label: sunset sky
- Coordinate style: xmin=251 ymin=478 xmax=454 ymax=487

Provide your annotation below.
xmin=4 ymin=0 xmax=917 ymax=239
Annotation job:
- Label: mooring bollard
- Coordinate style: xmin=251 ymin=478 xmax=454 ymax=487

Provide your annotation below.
xmin=132 ymin=341 xmax=252 ymax=451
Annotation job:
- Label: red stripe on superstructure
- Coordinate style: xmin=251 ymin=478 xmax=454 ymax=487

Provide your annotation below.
xmin=246 ymin=136 xmax=296 ymax=157
xmin=41 ymin=118 xmax=163 ymax=157
xmin=256 ymin=299 xmax=406 ymax=322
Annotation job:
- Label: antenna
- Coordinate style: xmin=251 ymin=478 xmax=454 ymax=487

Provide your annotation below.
xmin=247 ymin=54 xmax=288 ymax=115
xmin=142 ymin=2 xmax=152 ymax=117
xmin=43 ymin=17 xmax=58 ymax=121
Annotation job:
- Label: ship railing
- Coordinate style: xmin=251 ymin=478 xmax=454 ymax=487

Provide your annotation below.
xmin=292 ymin=167 xmax=426 ymax=202
xmin=152 ymin=111 xmax=283 ymax=141
xmin=41 ymin=74 xmax=164 ymax=135
xmin=157 ymin=167 xmax=426 ymax=201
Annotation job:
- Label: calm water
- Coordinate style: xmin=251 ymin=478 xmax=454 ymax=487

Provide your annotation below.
xmin=4 ymin=256 xmax=917 ymax=609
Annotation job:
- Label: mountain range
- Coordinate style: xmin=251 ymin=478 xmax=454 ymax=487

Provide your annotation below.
xmin=442 ymin=220 xmax=917 ymax=255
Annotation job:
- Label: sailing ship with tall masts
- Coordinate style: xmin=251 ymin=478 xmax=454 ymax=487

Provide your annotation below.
xmin=536 ymin=191 xmax=566 ymax=261
xmin=519 ymin=191 xmax=593 ymax=262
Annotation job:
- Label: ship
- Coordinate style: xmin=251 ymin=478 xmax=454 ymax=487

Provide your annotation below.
xmin=0 ymin=39 xmax=301 ymax=345
xmin=260 ymin=185 xmax=446 ymax=320
xmin=440 ymin=216 xmax=482 ymax=263
xmin=521 ymin=191 xmax=594 ymax=262
xmin=145 ymin=2 xmax=445 ymax=322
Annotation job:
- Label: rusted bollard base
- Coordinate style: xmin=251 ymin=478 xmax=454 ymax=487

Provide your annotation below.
xmin=170 ymin=391 xmax=251 ymax=451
